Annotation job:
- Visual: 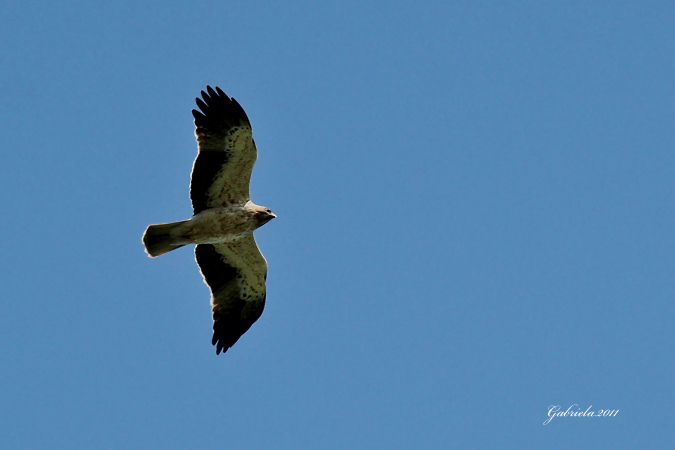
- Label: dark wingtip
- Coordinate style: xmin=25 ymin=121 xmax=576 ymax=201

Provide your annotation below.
xmin=212 ymin=324 xmax=226 ymax=355
xmin=214 ymin=341 xmax=228 ymax=355
xmin=192 ymin=85 xmax=250 ymax=130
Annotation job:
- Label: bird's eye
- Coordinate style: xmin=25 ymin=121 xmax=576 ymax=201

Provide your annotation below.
xmin=265 ymin=208 xmax=272 ymax=214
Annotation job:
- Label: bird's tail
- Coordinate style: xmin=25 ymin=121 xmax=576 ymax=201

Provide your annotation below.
xmin=142 ymin=220 xmax=189 ymax=257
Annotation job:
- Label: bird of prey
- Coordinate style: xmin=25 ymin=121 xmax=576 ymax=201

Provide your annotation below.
xmin=142 ymin=86 xmax=276 ymax=355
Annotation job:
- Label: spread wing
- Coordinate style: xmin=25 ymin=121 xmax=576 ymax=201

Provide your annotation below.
xmin=195 ymin=235 xmax=268 ymax=355
xmin=190 ymin=86 xmax=257 ymax=214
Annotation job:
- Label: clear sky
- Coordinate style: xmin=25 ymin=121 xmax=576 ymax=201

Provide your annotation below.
xmin=1 ymin=1 xmax=674 ymax=448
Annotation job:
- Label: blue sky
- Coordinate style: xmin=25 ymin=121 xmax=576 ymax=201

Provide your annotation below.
xmin=1 ymin=1 xmax=674 ymax=448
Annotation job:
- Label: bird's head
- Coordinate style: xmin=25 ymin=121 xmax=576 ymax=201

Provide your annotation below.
xmin=253 ymin=205 xmax=276 ymax=228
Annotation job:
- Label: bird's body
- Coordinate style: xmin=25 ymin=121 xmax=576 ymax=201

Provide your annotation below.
xmin=142 ymin=86 xmax=275 ymax=355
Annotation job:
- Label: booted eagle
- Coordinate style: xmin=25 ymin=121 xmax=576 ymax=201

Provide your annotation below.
xmin=142 ymin=86 xmax=275 ymax=355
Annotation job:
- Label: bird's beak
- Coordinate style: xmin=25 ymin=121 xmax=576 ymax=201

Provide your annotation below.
xmin=262 ymin=212 xmax=276 ymax=224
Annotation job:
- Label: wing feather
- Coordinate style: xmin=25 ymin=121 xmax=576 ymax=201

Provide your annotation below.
xmin=195 ymin=235 xmax=268 ymax=355
xmin=190 ymin=86 xmax=257 ymax=214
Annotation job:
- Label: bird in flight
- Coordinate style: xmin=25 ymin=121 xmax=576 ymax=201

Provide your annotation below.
xmin=142 ymin=86 xmax=276 ymax=355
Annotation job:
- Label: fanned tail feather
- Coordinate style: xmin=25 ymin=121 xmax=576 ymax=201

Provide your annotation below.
xmin=142 ymin=221 xmax=189 ymax=257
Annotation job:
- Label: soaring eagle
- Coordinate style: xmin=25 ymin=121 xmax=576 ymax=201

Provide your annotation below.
xmin=142 ymin=86 xmax=275 ymax=355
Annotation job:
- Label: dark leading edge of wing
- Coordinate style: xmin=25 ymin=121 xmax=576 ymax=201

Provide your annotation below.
xmin=190 ymin=86 xmax=251 ymax=215
xmin=195 ymin=244 xmax=266 ymax=355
